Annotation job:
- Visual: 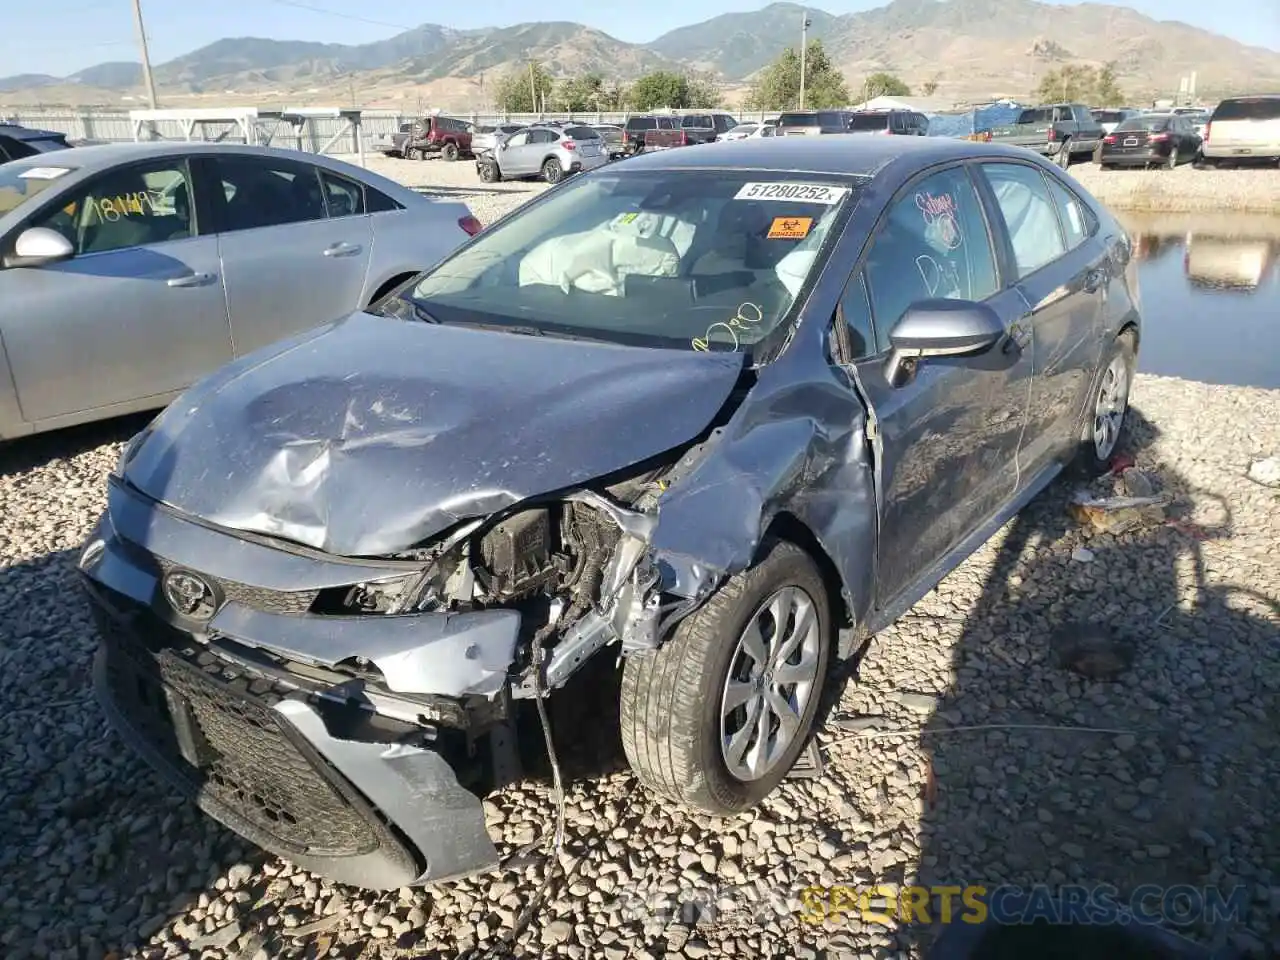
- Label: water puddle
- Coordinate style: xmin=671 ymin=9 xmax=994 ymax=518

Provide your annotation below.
xmin=1119 ymin=211 xmax=1280 ymax=389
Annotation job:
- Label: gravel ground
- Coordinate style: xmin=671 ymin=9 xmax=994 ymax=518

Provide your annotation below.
xmin=1 ymin=160 xmax=1279 ymax=960
xmin=363 ymin=154 xmax=549 ymax=228
xmin=1068 ymin=161 xmax=1280 ymax=214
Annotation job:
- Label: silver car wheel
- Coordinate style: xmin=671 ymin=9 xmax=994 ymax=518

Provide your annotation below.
xmin=719 ymin=585 xmax=822 ymax=782
xmin=1093 ymin=353 xmax=1130 ymax=461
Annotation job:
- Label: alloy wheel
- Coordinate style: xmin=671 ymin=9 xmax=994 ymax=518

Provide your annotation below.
xmin=719 ymin=586 xmax=822 ymax=782
xmin=1093 ymin=353 xmax=1131 ymax=461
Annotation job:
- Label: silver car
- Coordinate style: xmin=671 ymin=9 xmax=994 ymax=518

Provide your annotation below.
xmin=0 ymin=142 xmax=478 ymax=439
xmin=476 ymin=124 xmax=607 ymax=184
xmin=470 ymin=123 xmax=526 ymax=156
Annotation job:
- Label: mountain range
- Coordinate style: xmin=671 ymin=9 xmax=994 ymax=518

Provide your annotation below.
xmin=3 ymin=0 xmax=1279 ymax=108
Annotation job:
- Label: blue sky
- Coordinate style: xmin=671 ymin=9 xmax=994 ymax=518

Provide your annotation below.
xmin=2 ymin=0 xmax=1277 ymax=77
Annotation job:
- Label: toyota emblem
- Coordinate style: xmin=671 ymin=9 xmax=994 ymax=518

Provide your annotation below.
xmin=163 ymin=570 xmax=216 ymax=620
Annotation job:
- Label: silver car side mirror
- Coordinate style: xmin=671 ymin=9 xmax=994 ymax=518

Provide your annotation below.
xmin=885 ymin=299 xmax=1006 ymax=385
xmin=5 ymin=227 xmax=75 ymax=269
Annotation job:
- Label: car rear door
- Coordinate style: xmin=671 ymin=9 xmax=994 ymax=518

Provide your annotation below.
xmin=0 ymin=156 xmax=233 ymax=424
xmin=847 ymin=163 xmax=1034 ymax=607
xmin=974 ymin=160 xmax=1107 ymax=475
xmin=204 ymin=153 xmax=374 ymax=357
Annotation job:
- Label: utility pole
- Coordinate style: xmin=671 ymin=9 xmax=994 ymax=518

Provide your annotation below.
xmin=130 ymin=0 xmax=159 ymax=110
xmin=528 ymin=61 xmax=538 ymax=116
xmin=798 ymin=11 xmax=811 ymax=109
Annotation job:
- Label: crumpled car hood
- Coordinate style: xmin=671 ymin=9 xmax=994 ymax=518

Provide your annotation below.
xmin=124 ymin=312 xmax=744 ymax=556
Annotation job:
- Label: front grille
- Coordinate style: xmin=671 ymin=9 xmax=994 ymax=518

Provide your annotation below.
xmin=154 ymin=556 xmax=318 ymax=615
xmin=98 ymin=612 xmax=383 ymax=858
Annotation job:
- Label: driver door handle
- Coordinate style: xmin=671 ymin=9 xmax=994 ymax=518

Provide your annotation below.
xmin=323 ymin=241 xmax=363 ymax=258
xmin=167 ymin=271 xmax=216 ymax=288
xmin=1084 ymin=268 xmax=1106 ymax=294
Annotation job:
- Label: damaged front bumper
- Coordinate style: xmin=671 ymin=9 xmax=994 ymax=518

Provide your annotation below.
xmin=79 ymin=476 xmax=667 ymax=889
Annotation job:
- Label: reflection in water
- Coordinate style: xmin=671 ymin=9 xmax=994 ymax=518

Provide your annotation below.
xmin=1120 ymin=212 xmax=1280 ymax=389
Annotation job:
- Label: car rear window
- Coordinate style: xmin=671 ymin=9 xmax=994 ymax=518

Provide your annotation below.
xmin=681 ymin=115 xmax=712 ymax=127
xmin=1017 ymin=108 xmax=1054 ymax=125
xmin=778 ymin=112 xmax=819 ymax=126
xmin=564 ymin=126 xmax=601 ymax=140
xmin=627 ymin=118 xmax=657 ymax=130
xmin=1115 ymin=117 xmax=1170 ymax=132
xmin=1212 ymin=98 xmax=1280 ymax=122
xmin=849 ymin=113 xmax=891 ymax=132
xmin=1093 ymin=110 xmax=1128 ymax=124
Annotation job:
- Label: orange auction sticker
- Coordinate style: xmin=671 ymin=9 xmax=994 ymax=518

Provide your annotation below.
xmin=768 ymin=216 xmax=813 ymax=239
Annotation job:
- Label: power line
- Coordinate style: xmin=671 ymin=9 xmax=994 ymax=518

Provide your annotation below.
xmin=258 ymin=0 xmax=417 ymax=32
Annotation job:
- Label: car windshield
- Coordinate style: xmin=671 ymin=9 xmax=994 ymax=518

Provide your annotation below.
xmin=0 ymin=161 xmax=75 ymax=216
xmin=736 ymin=124 xmax=759 ymax=135
xmin=404 ymin=169 xmax=860 ymax=356
xmin=1116 ymin=117 xmax=1170 ymax=133
xmin=849 ymin=113 xmax=890 ymax=132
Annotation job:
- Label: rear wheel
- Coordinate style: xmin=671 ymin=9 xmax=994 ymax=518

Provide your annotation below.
xmin=441 ymin=141 xmax=459 ymax=162
xmin=1073 ymin=330 xmax=1136 ymax=476
xmin=620 ymin=540 xmax=831 ymax=814
xmin=1057 ymin=139 xmax=1072 ymax=168
xmin=542 ymin=157 xmax=563 ymax=184
xmin=1166 ymin=149 xmax=1178 ymax=170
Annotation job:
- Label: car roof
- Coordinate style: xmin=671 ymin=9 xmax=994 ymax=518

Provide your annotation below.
xmin=616 ymin=135 xmax=1028 ymax=177
xmin=0 ymin=122 xmax=66 ymax=141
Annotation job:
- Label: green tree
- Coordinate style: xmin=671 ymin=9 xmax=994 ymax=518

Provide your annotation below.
xmin=745 ymin=39 xmax=850 ymax=111
xmin=557 ymin=73 xmax=606 ymax=111
xmin=494 ymin=61 xmax=555 ymax=112
xmin=1035 ymin=63 xmax=1125 ymax=105
xmin=1095 ymin=62 xmax=1124 ymax=106
xmin=628 ymin=70 xmax=721 ymax=110
xmin=861 ymin=72 xmax=911 ymax=100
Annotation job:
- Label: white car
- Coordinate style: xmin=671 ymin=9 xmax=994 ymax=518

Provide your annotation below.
xmin=716 ymin=122 xmax=776 ymax=142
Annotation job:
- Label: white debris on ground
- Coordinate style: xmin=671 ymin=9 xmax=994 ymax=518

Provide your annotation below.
xmin=0 ymin=166 xmax=1278 ymax=960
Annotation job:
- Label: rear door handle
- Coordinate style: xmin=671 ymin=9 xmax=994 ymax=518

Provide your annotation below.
xmin=323 ymin=242 xmax=363 ymax=258
xmin=167 ymin=272 xmax=216 ymax=288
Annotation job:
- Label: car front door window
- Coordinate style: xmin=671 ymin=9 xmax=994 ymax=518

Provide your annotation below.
xmin=863 ymin=165 xmax=999 ymax=353
xmin=30 ymin=161 xmax=193 ymax=255
xmin=978 ymin=163 xmax=1067 ymax=278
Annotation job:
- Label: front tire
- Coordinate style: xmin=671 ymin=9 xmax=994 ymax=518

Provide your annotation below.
xmin=478 ymin=161 xmax=500 ymax=183
xmin=620 ymin=540 xmax=831 ymax=815
xmin=542 ymin=157 xmax=563 ymax=184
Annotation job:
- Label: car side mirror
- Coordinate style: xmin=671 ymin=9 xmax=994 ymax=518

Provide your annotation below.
xmin=884 ymin=299 xmax=1006 ymax=385
xmin=4 ymin=227 xmax=75 ymax=269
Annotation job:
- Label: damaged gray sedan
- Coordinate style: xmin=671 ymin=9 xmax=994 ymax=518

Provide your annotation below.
xmin=80 ymin=136 xmax=1141 ymax=890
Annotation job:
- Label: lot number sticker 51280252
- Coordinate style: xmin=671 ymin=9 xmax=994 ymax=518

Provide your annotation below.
xmin=734 ymin=182 xmax=849 ymax=204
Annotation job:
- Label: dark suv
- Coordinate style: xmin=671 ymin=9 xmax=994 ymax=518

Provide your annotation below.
xmin=849 ymin=109 xmax=929 ymax=136
xmin=622 ymin=115 xmax=677 ymax=154
xmin=0 ymin=123 xmax=71 ymax=163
